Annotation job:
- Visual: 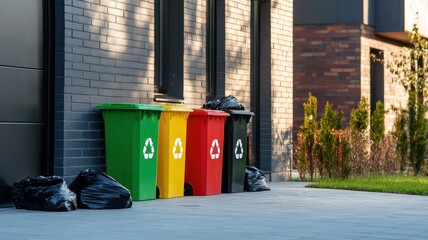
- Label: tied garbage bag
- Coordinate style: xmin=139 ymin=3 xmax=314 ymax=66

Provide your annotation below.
xmin=69 ymin=169 xmax=132 ymax=209
xmin=203 ymin=95 xmax=245 ymax=110
xmin=11 ymin=176 xmax=77 ymax=211
xmin=244 ymin=166 xmax=271 ymax=192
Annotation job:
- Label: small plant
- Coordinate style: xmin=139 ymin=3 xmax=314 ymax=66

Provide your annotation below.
xmin=412 ymin=103 xmax=426 ymax=175
xmin=370 ymin=101 xmax=386 ymax=146
xmin=317 ymin=102 xmax=343 ymax=178
xmin=349 ymin=97 xmax=370 ymax=176
xmin=296 ymin=132 xmax=308 ymax=181
xmin=299 ymin=93 xmax=318 ymax=181
xmin=350 ymin=97 xmax=370 ymax=132
xmin=334 ymin=129 xmax=352 ymax=178
xmin=383 ymin=24 xmax=428 ymax=175
xmin=393 ymin=108 xmax=408 ymax=173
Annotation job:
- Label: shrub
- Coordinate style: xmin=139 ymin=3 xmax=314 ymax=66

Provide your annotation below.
xmin=350 ymin=97 xmax=369 ymax=132
xmin=370 ymin=101 xmax=385 ymax=146
xmin=317 ymin=102 xmax=343 ymax=177
xmin=299 ymin=93 xmax=318 ymax=181
xmin=383 ymin=24 xmax=428 ymax=175
xmin=393 ymin=108 xmax=408 ymax=173
xmin=349 ymin=97 xmax=370 ymax=176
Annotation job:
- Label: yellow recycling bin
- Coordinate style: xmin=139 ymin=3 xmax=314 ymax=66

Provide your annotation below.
xmin=157 ymin=105 xmax=193 ymax=198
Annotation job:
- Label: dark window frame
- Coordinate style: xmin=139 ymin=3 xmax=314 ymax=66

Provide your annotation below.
xmin=251 ymin=0 xmax=271 ymax=170
xmin=370 ymin=48 xmax=384 ymax=113
xmin=44 ymin=0 xmax=55 ymax=175
xmin=155 ymin=0 xmax=184 ymax=101
xmin=206 ymin=0 xmax=225 ymax=101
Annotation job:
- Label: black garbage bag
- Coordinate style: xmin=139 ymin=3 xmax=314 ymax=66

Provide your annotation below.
xmin=68 ymin=169 xmax=132 ymax=209
xmin=203 ymin=95 xmax=245 ymax=110
xmin=11 ymin=176 xmax=77 ymax=211
xmin=244 ymin=166 xmax=270 ymax=192
xmin=10 ymin=180 xmax=26 ymax=209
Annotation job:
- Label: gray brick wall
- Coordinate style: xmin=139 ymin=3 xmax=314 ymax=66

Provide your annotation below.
xmin=54 ymin=0 xmax=294 ymax=183
xmin=182 ymin=0 xmax=207 ymax=108
xmin=55 ymin=0 xmax=155 ymax=183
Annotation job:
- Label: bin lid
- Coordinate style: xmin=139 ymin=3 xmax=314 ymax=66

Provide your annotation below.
xmin=97 ymin=103 xmax=165 ymax=111
xmin=223 ymin=110 xmax=255 ymax=116
xmin=190 ymin=109 xmax=230 ymax=117
xmin=160 ymin=105 xmax=193 ymax=112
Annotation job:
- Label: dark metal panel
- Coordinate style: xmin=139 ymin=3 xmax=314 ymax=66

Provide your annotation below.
xmin=368 ymin=0 xmax=376 ymax=25
xmin=0 ymin=0 xmax=49 ymax=207
xmin=294 ymin=0 xmax=336 ymax=24
xmin=294 ymin=0 xmax=364 ymax=25
xmin=0 ymin=124 xmax=44 ymax=202
xmin=0 ymin=67 xmax=44 ymax=122
xmin=0 ymin=0 xmax=44 ymax=69
xmin=375 ymin=0 xmax=404 ymax=32
xmin=337 ymin=0 xmax=363 ymax=23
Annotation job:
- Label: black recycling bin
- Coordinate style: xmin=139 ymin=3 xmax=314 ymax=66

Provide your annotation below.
xmin=222 ymin=110 xmax=254 ymax=193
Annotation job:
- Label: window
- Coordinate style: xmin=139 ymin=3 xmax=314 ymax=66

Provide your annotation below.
xmin=370 ymin=48 xmax=384 ymax=113
xmin=206 ymin=0 xmax=225 ymax=100
xmin=251 ymin=0 xmax=271 ymax=169
xmin=155 ymin=0 xmax=184 ymax=100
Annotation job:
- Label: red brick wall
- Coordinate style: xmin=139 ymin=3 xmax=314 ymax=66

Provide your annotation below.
xmin=294 ymin=23 xmax=408 ymax=137
xmin=294 ymin=24 xmax=362 ymax=135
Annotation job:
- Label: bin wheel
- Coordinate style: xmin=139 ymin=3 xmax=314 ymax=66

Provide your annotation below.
xmin=184 ymin=182 xmax=193 ymax=196
xmin=156 ymin=186 xmax=160 ymax=199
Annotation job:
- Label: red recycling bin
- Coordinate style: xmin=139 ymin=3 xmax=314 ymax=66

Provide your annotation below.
xmin=185 ymin=109 xmax=229 ymax=196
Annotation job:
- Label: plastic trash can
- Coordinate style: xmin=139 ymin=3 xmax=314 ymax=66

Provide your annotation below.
xmin=97 ymin=103 xmax=164 ymax=201
xmin=222 ymin=110 xmax=254 ymax=193
xmin=157 ymin=105 xmax=192 ymax=199
xmin=185 ymin=109 xmax=229 ymax=196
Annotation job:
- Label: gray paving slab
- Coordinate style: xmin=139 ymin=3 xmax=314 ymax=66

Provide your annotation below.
xmin=0 ymin=182 xmax=427 ymax=240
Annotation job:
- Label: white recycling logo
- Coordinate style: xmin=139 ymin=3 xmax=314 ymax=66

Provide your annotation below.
xmin=143 ymin=138 xmax=155 ymax=159
xmin=210 ymin=139 xmax=221 ymax=160
xmin=234 ymin=139 xmax=243 ymax=159
xmin=172 ymin=137 xmax=183 ymax=159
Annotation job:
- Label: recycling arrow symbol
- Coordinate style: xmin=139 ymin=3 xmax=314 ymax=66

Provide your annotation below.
xmin=172 ymin=137 xmax=183 ymax=159
xmin=210 ymin=139 xmax=221 ymax=160
xmin=234 ymin=139 xmax=243 ymax=159
xmin=143 ymin=138 xmax=155 ymax=159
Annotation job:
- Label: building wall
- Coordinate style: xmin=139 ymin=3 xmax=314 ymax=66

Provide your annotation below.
xmin=225 ymin=0 xmax=251 ymax=107
xmin=57 ymin=0 xmax=157 ymax=182
xmin=360 ymin=24 xmax=407 ymax=132
xmin=270 ymin=0 xmax=294 ymax=180
xmin=294 ymin=22 xmax=408 ymax=137
xmin=294 ymin=0 xmax=366 ymax=25
xmin=183 ymin=0 xmax=207 ymax=108
xmin=224 ymin=0 xmax=294 ymax=180
xmin=294 ymin=24 xmax=362 ymax=135
xmin=56 ymin=0 xmax=293 ymax=183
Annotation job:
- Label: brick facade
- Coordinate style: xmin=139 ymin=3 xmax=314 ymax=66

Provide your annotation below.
xmin=270 ymin=0 xmax=293 ymax=180
xmin=55 ymin=0 xmax=293 ymax=182
xmin=294 ymin=24 xmax=362 ymax=136
xmin=183 ymin=0 xmax=207 ymax=108
xmin=225 ymin=0 xmax=251 ymax=107
xmin=56 ymin=0 xmax=158 ymax=182
xmin=360 ymin=25 xmax=406 ymax=132
xmin=294 ymin=23 xmax=407 ymax=139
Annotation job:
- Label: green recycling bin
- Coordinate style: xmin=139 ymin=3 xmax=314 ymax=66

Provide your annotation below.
xmin=97 ymin=103 xmax=164 ymax=201
xmin=222 ymin=110 xmax=254 ymax=193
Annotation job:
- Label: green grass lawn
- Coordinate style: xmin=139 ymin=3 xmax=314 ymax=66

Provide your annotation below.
xmin=307 ymin=174 xmax=428 ymax=196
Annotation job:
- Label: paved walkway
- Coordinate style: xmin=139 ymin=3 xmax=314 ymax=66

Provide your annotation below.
xmin=1 ymin=182 xmax=427 ymax=240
